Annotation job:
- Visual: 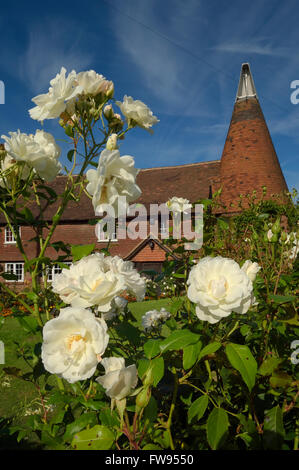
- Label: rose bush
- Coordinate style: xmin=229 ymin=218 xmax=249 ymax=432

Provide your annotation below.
xmin=0 ymin=66 xmax=298 ymax=452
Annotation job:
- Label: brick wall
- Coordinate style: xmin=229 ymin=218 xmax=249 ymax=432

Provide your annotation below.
xmin=220 ymin=97 xmax=288 ymax=212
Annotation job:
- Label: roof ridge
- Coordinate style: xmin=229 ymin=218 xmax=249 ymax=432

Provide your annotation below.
xmin=138 ymin=160 xmax=220 ymax=172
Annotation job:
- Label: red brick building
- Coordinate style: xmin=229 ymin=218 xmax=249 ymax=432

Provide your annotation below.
xmin=0 ymin=63 xmax=289 ymax=285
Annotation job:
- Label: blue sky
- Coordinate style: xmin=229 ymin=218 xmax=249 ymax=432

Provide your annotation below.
xmin=0 ymin=0 xmax=299 ymax=193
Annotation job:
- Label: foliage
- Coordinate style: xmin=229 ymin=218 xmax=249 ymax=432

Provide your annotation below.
xmin=0 ymin=68 xmax=298 ymax=451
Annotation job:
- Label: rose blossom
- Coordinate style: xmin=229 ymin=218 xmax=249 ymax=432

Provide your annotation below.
xmin=241 ymin=260 xmax=261 ymax=282
xmin=41 ymin=307 xmax=109 ymax=383
xmin=283 ymin=232 xmax=299 ymax=261
xmin=86 ymin=149 xmax=141 ymax=216
xmin=51 ymin=253 xmax=127 ymax=312
xmin=96 ymin=357 xmax=138 ymax=400
xmin=100 ymin=296 xmax=128 ymax=321
xmin=29 ymin=67 xmax=82 ymax=121
xmin=166 ymin=196 xmax=192 ymax=214
xmin=1 ymin=129 xmax=61 ymax=182
xmin=103 ymin=255 xmax=146 ymax=302
xmin=116 ymin=95 xmax=159 ymax=133
xmin=142 ymin=307 xmax=171 ymax=331
xmin=76 ymin=70 xmax=108 ymax=96
xmin=187 ymin=256 xmax=254 ymax=324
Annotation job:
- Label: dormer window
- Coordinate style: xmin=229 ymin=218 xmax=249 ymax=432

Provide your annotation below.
xmin=4 ymin=226 xmax=20 ymax=244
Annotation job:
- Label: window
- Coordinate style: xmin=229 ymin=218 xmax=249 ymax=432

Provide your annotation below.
xmin=5 ymin=226 xmax=20 ymax=244
xmin=47 ymin=262 xmax=71 ymax=282
xmin=97 ymin=224 xmax=118 ymax=242
xmin=5 ymin=263 xmax=24 ymax=282
xmin=160 ymin=220 xmax=169 ymax=237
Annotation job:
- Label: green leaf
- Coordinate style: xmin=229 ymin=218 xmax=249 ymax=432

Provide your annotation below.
xmin=138 ymin=357 xmax=164 ymax=387
xmin=16 ymin=316 xmax=39 ymax=334
xmin=115 ymin=323 xmax=141 ymax=347
xmin=183 ymin=341 xmax=202 ymax=369
xmin=3 ymin=367 xmax=23 ymax=378
xmin=20 ymin=207 xmax=35 ymax=224
xmin=99 ymin=408 xmax=119 ymax=428
xmin=71 ymin=425 xmax=114 ymax=450
xmin=144 ymin=396 xmax=158 ymax=426
xmin=225 ymin=343 xmax=257 ymax=391
xmin=1 ymin=272 xmax=18 ymax=281
xmin=142 ymin=444 xmax=162 ymax=450
xmin=188 ymin=395 xmax=209 ymax=424
xmin=144 ymin=339 xmax=161 ymax=359
xmin=159 ymin=330 xmax=200 ymax=353
xmin=63 ymin=412 xmax=98 ymax=442
xmin=269 ymin=294 xmax=296 ymax=304
xmin=41 ymin=431 xmax=65 ymax=450
xmin=263 ymin=406 xmax=285 ymax=450
xmin=258 ymin=357 xmax=282 ymax=376
xmin=67 ymin=149 xmax=75 ymax=162
xmin=64 ymin=125 xmax=74 ymax=138
xmin=207 ymin=408 xmax=229 ymax=450
xmin=198 ymin=341 xmax=221 ymax=360
xmin=217 ymin=218 xmax=229 ymax=230
xmin=269 ymin=371 xmax=293 ymax=389
xmin=71 ymin=243 xmax=95 ymax=262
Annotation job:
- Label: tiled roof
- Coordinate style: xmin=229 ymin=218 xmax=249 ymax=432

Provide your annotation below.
xmin=0 ymin=160 xmax=221 ymax=223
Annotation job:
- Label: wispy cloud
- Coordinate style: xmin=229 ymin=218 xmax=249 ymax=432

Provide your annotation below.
xmin=110 ymin=0 xmax=212 ymax=115
xmin=18 ymin=18 xmax=93 ymax=93
xmin=212 ymin=39 xmax=292 ymax=58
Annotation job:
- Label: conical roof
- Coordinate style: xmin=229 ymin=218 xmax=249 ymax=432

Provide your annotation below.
xmin=220 ymin=63 xmax=288 ymax=213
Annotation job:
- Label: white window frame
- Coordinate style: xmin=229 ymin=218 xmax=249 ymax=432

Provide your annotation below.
xmin=4 ymin=226 xmax=21 ymax=244
xmin=97 ymin=225 xmax=118 ymax=242
xmin=160 ymin=220 xmax=169 ymax=237
xmin=5 ymin=262 xmax=24 ymax=282
xmin=47 ymin=262 xmax=72 ymax=282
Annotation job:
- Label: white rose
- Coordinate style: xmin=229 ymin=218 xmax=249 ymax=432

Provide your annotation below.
xmin=41 ymin=307 xmax=109 ymax=383
xmin=103 ymin=255 xmax=146 ymax=301
xmin=86 ymin=149 xmax=141 ymax=216
xmin=29 ymin=67 xmax=82 ymax=121
xmin=1 ymin=129 xmax=61 ymax=182
xmin=142 ymin=307 xmax=171 ymax=331
xmin=76 ymin=70 xmax=107 ymax=96
xmin=116 ymin=95 xmax=159 ymax=133
xmin=187 ymin=256 xmax=254 ymax=324
xmin=32 ymin=130 xmax=62 ymax=181
xmin=241 ymin=260 xmax=261 ymax=282
xmin=284 ymin=232 xmax=299 ymax=260
xmin=166 ymin=196 xmax=192 ymax=214
xmin=100 ymin=296 xmax=128 ymax=321
xmin=52 ymin=253 xmax=127 ymax=312
xmin=97 ymin=79 xmax=114 ymax=98
xmin=96 ymin=357 xmax=138 ymax=400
